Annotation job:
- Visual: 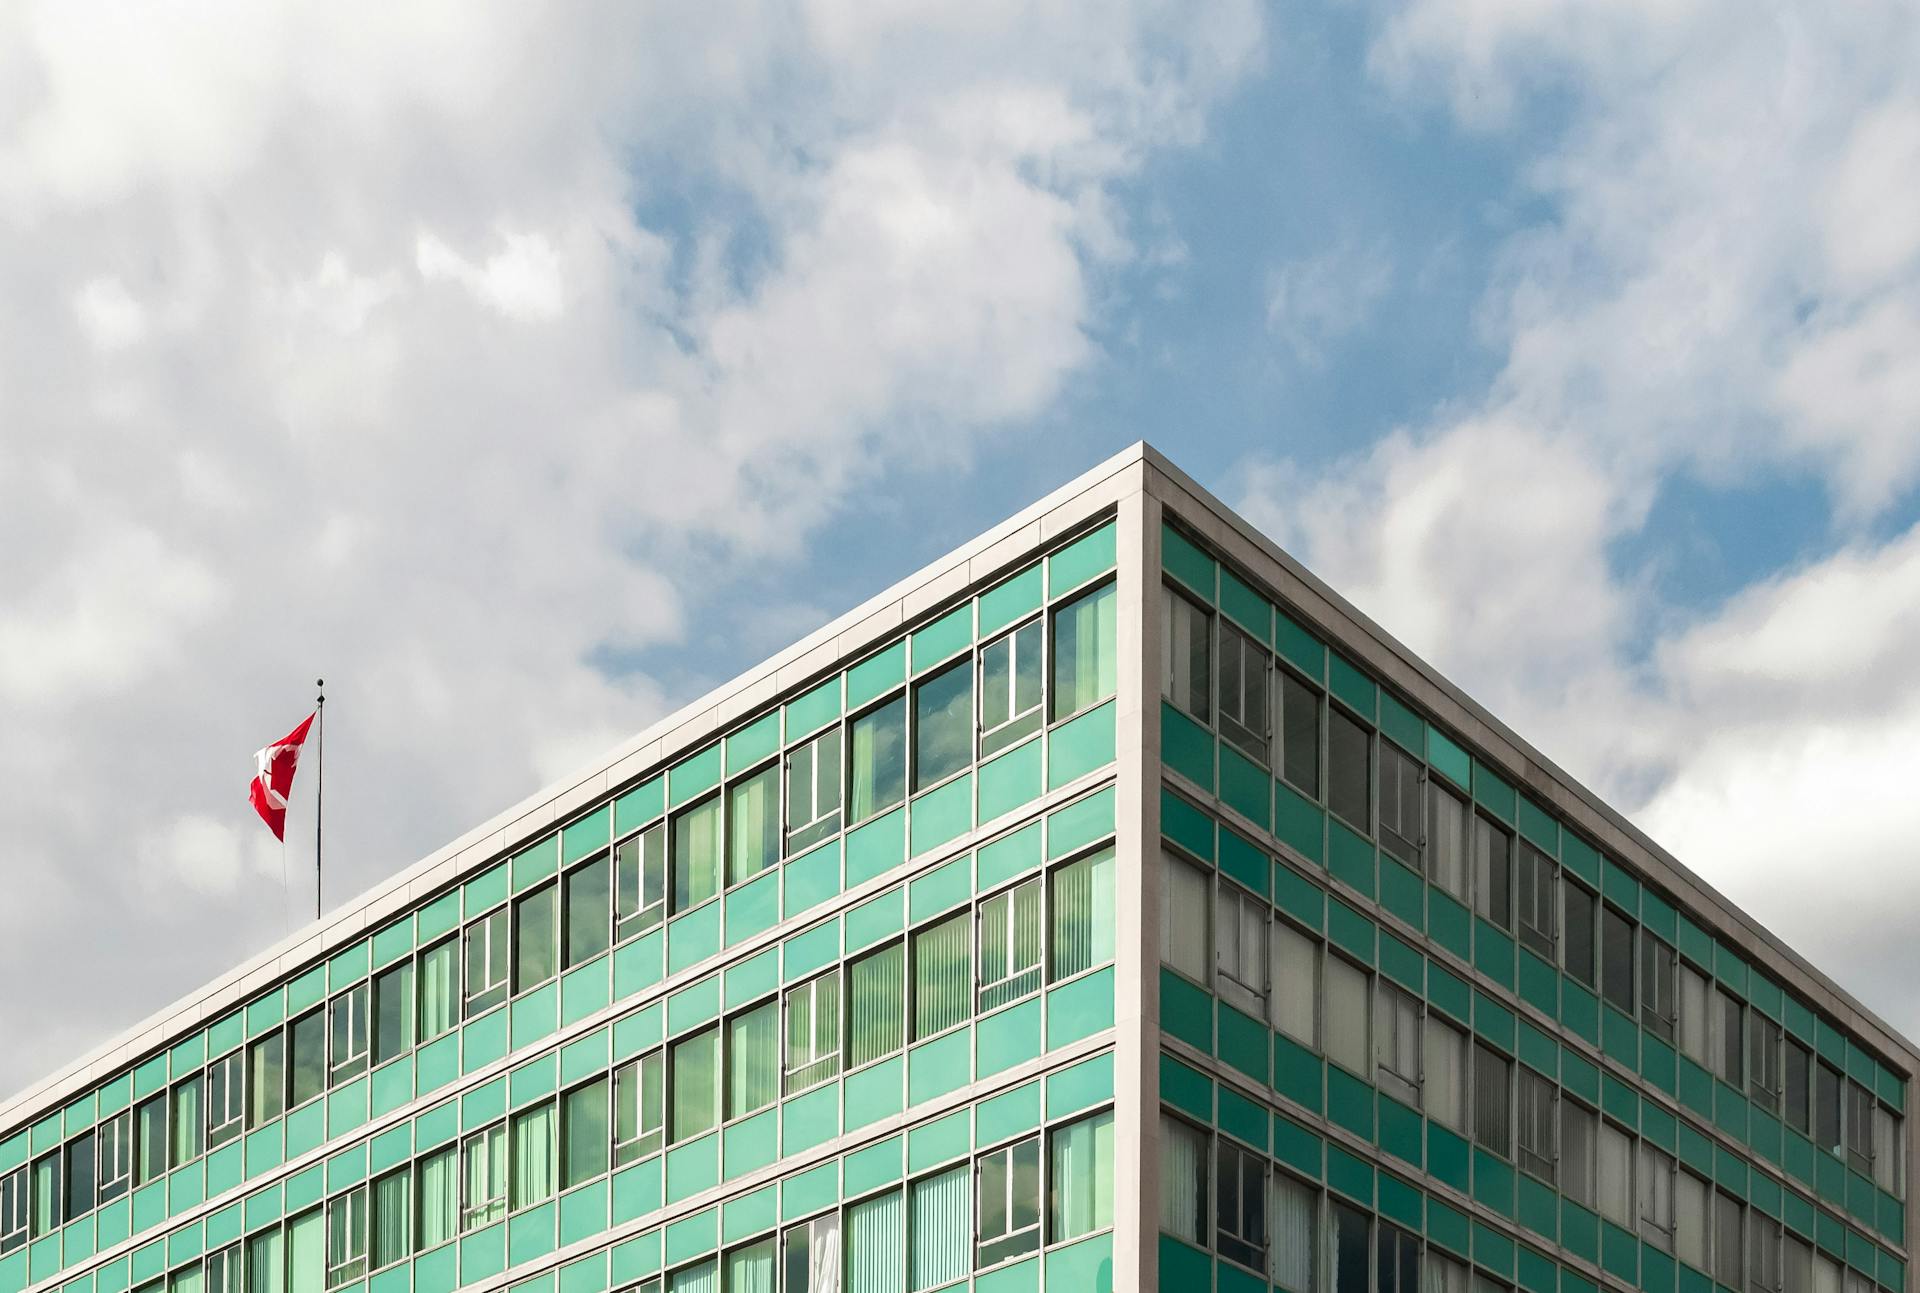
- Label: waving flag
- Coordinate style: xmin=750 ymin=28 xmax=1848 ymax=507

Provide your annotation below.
xmin=248 ymin=712 xmax=316 ymax=841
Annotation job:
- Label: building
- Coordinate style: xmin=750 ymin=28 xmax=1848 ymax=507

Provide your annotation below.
xmin=0 ymin=443 xmax=1910 ymax=1293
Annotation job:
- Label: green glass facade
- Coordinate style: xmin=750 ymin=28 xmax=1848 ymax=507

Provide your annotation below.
xmin=0 ymin=445 xmax=1909 ymax=1293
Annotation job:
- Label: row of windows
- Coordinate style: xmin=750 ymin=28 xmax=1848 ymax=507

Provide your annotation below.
xmin=1162 ymin=580 xmax=1905 ymax=1186
xmin=91 ymin=1104 xmax=1112 ymax=1293
xmin=0 ymin=846 xmax=1116 ymax=1257
xmin=1162 ymin=1111 xmax=1892 ymax=1293
xmin=1159 ymin=852 xmax=1905 ymax=1227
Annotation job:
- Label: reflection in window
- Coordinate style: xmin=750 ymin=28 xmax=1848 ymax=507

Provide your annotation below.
xmin=913 ymin=660 xmax=973 ymax=790
xmin=785 ymin=729 xmax=842 ymax=855
xmin=615 ymin=824 xmax=667 ymax=941
xmin=976 ymin=1136 xmax=1040 ymax=1268
xmin=1052 ymin=581 xmax=1115 ymax=719
xmin=979 ymin=620 xmax=1043 ymax=757
xmin=848 ymin=698 xmax=907 ymax=825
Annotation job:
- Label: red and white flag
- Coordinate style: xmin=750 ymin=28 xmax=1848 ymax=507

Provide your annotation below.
xmin=249 ymin=713 xmax=316 ymax=841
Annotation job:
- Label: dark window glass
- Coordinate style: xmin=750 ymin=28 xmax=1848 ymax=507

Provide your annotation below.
xmin=848 ymin=696 xmax=907 ymax=823
xmin=1718 ymin=992 xmax=1745 ymax=1087
xmin=564 ymin=854 xmax=611 ymax=967
xmin=63 ymin=1136 xmax=93 ymax=1221
xmin=1475 ymin=1044 xmax=1511 ymax=1156
xmin=1517 ymin=843 xmax=1556 ymax=959
xmin=514 ymin=884 xmax=558 ymax=990
xmin=913 ymin=659 xmax=973 ymax=790
xmin=1600 ymin=906 xmax=1635 ymax=1013
xmin=1564 ymin=881 xmax=1597 ymax=986
xmin=1281 ymin=674 xmax=1321 ymax=798
xmin=1327 ymin=709 xmax=1370 ymax=830
xmin=1217 ymin=622 xmax=1270 ymax=764
xmin=1376 ymin=1222 xmax=1420 ymax=1293
xmin=614 ymin=824 xmax=666 ymax=940
xmin=288 ymin=1010 xmax=326 ymax=1107
xmin=1475 ymin=817 xmax=1512 ymax=929
xmin=373 ymin=961 xmax=413 ymax=1065
xmin=1785 ymin=1040 xmax=1812 ymax=1134
xmin=1640 ymin=934 xmax=1675 ymax=1040
xmin=1215 ymin=1141 xmax=1267 ymax=1269
xmin=1750 ymin=1020 xmax=1781 ymax=1112
xmin=1378 ymin=742 xmax=1422 ymax=866
xmin=561 ymin=1078 xmax=609 ymax=1189
xmin=1332 ymin=1201 xmax=1369 ymax=1293
xmin=1815 ymin=1062 xmax=1843 ymax=1153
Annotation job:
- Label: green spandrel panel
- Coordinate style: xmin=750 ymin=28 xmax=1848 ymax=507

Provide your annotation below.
xmin=370 ymin=917 xmax=414 ymax=970
xmin=783 ymin=679 xmax=841 ymax=743
xmin=781 ymin=920 xmax=840 ymax=983
xmin=1047 ymin=521 xmax=1115 ymax=598
xmin=910 ymin=605 xmax=973 ymax=675
xmin=977 ymin=564 xmax=1042 ymax=637
xmin=561 ymin=805 xmax=612 ymax=867
xmin=667 ymin=744 xmax=721 ymax=809
xmin=845 ymin=642 xmax=906 ymax=710
xmin=1161 ymin=524 xmax=1216 ymax=601
xmin=614 ymin=777 xmax=664 ymax=835
xmin=1219 ymin=567 xmax=1272 ymax=643
xmin=1328 ymin=653 xmax=1376 ymax=720
xmin=1426 ymin=727 xmax=1472 ymax=790
xmin=463 ymin=864 xmax=507 ymax=918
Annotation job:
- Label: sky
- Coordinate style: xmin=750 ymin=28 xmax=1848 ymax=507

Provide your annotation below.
xmin=3 ymin=0 xmax=1920 ymax=1100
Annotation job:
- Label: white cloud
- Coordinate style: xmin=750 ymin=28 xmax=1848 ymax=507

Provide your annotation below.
xmin=1264 ymin=243 xmax=1394 ymax=367
xmin=416 ymin=230 xmax=566 ymax=323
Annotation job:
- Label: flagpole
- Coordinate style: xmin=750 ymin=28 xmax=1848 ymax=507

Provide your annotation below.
xmin=315 ymin=679 xmax=325 ymax=922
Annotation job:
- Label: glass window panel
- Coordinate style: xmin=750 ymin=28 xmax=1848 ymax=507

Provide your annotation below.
xmin=913 ymin=659 xmax=973 ymax=790
xmin=510 ymin=1103 xmax=556 ymax=1209
xmin=1429 ymin=787 xmax=1468 ymax=904
xmin=562 ymin=1077 xmax=609 ymax=1189
xmin=1474 ymin=1044 xmax=1510 ymax=1156
xmin=726 ymin=766 xmax=780 ymax=887
xmin=671 ymin=796 xmax=722 ymax=914
xmin=979 ymin=620 xmax=1044 ymax=757
xmin=135 ymin=1095 xmax=168 ymax=1187
xmin=1641 ymin=934 xmax=1676 ymax=1041
xmin=1218 ymin=620 xmax=1270 ymax=764
xmin=670 ymin=1029 xmax=720 ymax=1142
xmin=845 ymin=1190 xmax=903 ymax=1293
xmin=1325 ymin=956 xmax=1369 ymax=1076
xmin=287 ymin=1207 xmax=323 ymax=1293
xmin=460 ymin=1125 xmax=506 ymax=1230
xmin=1424 ymin=1015 xmax=1468 ymax=1132
xmin=373 ymin=960 xmax=413 ymax=1065
xmin=246 ymin=1228 xmax=283 ymax=1293
xmin=1475 ymin=817 xmax=1512 ymax=929
xmin=783 ymin=974 xmax=841 ymax=1095
xmin=727 ymin=1003 xmax=779 ymax=1119
xmin=1600 ymin=906 xmax=1635 ymax=1014
xmin=1048 ymin=846 xmax=1114 ymax=981
xmin=1327 ymin=709 xmax=1370 ymax=831
xmin=1716 ymin=989 xmax=1746 ymax=1087
xmin=726 ymin=1239 xmax=776 ymax=1293
xmin=1714 ymin=1192 xmax=1744 ymax=1288
xmin=416 ymin=1147 xmax=456 ymax=1251
xmin=1281 ymin=673 xmax=1321 ymax=798
xmin=1271 ymin=1173 xmax=1316 ymax=1293
xmin=464 ymin=908 xmax=510 ymax=1016
xmin=1562 ymin=1102 xmax=1596 ymax=1207
xmin=615 ymin=823 xmax=668 ymax=940
xmin=977 ymin=878 xmax=1041 ymax=1011
xmin=1047 ymin=1110 xmax=1113 ymax=1242
xmin=785 ymin=730 xmax=842 ymax=854
xmin=1679 ymin=962 xmax=1712 ymax=1066
xmin=63 ymin=1134 xmax=93 ymax=1220
xmin=249 ymin=1034 xmax=285 ymax=1128
xmin=909 ymin=1165 xmax=970 ymax=1291
xmin=849 ymin=697 xmax=907 ymax=825
xmin=1751 ymin=1212 xmax=1782 ymax=1293
xmin=1751 ymin=1019 xmax=1782 ymax=1113
xmin=171 ymin=1076 xmax=205 ymax=1166
xmin=1563 ymin=881 xmax=1597 ymax=986
xmin=1784 ymin=1039 xmax=1812 ymax=1135
xmin=912 ymin=913 xmax=972 ymax=1041
xmin=1598 ymin=1121 xmax=1632 ymax=1227
xmin=1215 ymin=882 xmax=1267 ymax=1015
xmin=287 ymin=1011 xmax=325 ymax=1107
xmin=1218 ymin=1140 xmax=1268 ymax=1270
xmin=370 ymin=1169 xmax=409 ymax=1271
xmin=1052 ymin=580 xmax=1115 ymax=719
xmin=1331 ymin=1200 xmax=1369 ymax=1293
xmin=563 ymin=854 xmax=611 ymax=968
xmin=1160 ymin=1115 xmax=1206 ymax=1244
xmin=1379 ymin=742 xmax=1422 ymax=867
xmin=1517 ymin=843 xmax=1556 ymax=959
xmin=614 ymin=1051 xmax=665 ymax=1165
xmin=1162 ymin=586 xmax=1211 ymax=723
xmin=1159 ymin=852 xmax=1209 ymax=984
xmin=513 ymin=884 xmax=558 ymax=992
xmin=1815 ymin=1062 xmax=1843 ymax=1153
xmin=207 ymin=1050 xmax=246 ymax=1145
xmin=416 ymin=940 xmax=457 ymax=1043
xmin=327 ymin=987 xmax=369 ymax=1085
xmin=1375 ymin=984 xmax=1421 ymax=1106
xmin=976 ymin=1137 xmax=1041 ymax=1268
xmin=325 ymin=1186 xmax=366 ymax=1288
xmin=98 ymin=1113 xmax=132 ymax=1205
xmin=849 ymin=943 xmax=906 ymax=1068
xmin=29 ymin=1155 xmax=58 ymax=1238
xmin=1639 ymin=1144 xmax=1674 ymax=1247
xmin=1677 ymin=1168 xmax=1709 ymax=1271
xmin=206 ymin=1243 xmax=241 ymax=1293
xmin=1271 ymin=921 xmax=1318 ymax=1047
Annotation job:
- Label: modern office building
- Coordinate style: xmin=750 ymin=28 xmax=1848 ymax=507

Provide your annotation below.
xmin=0 ymin=444 xmax=1910 ymax=1293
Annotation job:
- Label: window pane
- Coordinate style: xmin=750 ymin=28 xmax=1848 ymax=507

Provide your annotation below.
xmin=671 ymin=796 xmax=722 ymax=913
xmin=1049 ymin=847 xmax=1114 ymax=981
xmin=1281 ymin=674 xmax=1321 ymax=797
xmin=1517 ymin=843 xmax=1557 ymax=958
xmin=615 ymin=823 xmax=667 ymax=940
xmin=1475 ymin=817 xmax=1512 ymax=929
xmin=1677 ymin=1169 xmax=1708 ymax=1270
xmin=913 ymin=660 xmax=973 ymax=789
xmin=1159 ymin=1115 xmax=1207 ymax=1244
xmin=849 ymin=943 xmax=905 ymax=1068
xmin=135 ymin=1096 xmax=167 ymax=1187
xmin=1423 ymin=1016 xmax=1467 ymax=1132
xmin=63 ymin=1135 xmax=93 ymax=1220
xmin=462 ymin=1127 xmax=506 ymax=1229
xmin=727 ymin=1003 xmax=779 ymax=1118
xmin=1215 ymin=884 xmax=1267 ymax=1016
xmin=1271 ymin=921 xmax=1318 ymax=1047
xmin=1717 ymin=990 xmax=1746 ymax=1088
xmin=287 ymin=1012 xmax=325 ymax=1107
xmin=29 ymin=1155 xmax=58 ymax=1238
xmin=1218 ymin=621 xmax=1270 ymax=763
xmin=1379 ymin=743 xmax=1421 ymax=866
xmin=328 ymin=988 xmax=368 ymax=1085
xmin=370 ymin=1170 xmax=409 ymax=1270
xmin=1474 ymin=1045 xmax=1510 ymax=1155
xmin=726 ymin=766 xmax=780 ymax=886
xmin=670 ymin=1030 xmax=719 ymax=1142
xmin=464 ymin=909 xmax=509 ymax=1016
xmin=1640 ymin=934 xmax=1675 ymax=1041
xmin=785 ymin=729 xmax=842 ymax=853
xmin=980 ymin=621 xmax=1044 ymax=756
xmin=416 ymin=1147 xmax=456 ymax=1251
xmin=1327 ymin=709 xmax=1370 ymax=830
xmin=849 ymin=697 xmax=907 ymax=823
xmin=1271 ymin=1173 xmax=1316 ymax=1293
xmin=846 ymin=1189 xmax=905 ymax=1293
xmin=1331 ymin=1201 xmax=1369 ymax=1293
xmin=1324 ymin=957 xmax=1369 ymax=1076
xmin=614 ymin=1052 xmax=665 ymax=1164
xmin=1563 ymin=882 xmax=1597 ymax=986
xmin=247 ymin=1229 xmax=283 ymax=1293
xmin=1160 ymin=853 xmax=1210 ymax=983
xmin=1429 ymin=788 xmax=1468 ymax=903
xmin=1784 ymin=1040 xmax=1811 ymax=1135
xmin=1218 ymin=1141 xmax=1268 ymax=1269
xmin=976 ymin=1138 xmax=1041 ymax=1268
xmin=1053 ymin=581 xmax=1115 ymax=718
xmin=249 ymin=1035 xmax=285 ymax=1128
xmin=172 ymin=1076 xmax=204 ymax=1165
xmin=564 ymin=855 xmax=611 ymax=967
xmin=514 ymin=885 xmax=558 ymax=991
xmin=912 ymin=913 xmax=971 ymax=1040
xmin=1562 ymin=1102 xmax=1596 ymax=1207
xmin=1048 ymin=1110 xmax=1113 ymax=1241
xmin=373 ymin=961 xmax=413 ymax=1065
xmin=783 ymin=975 xmax=841 ymax=1094
xmin=909 ymin=1165 xmax=970 ymax=1290
xmin=1163 ymin=586 xmax=1211 ymax=722
xmin=1374 ymin=985 xmax=1420 ymax=1107
xmin=1600 ymin=906 xmax=1635 ymax=1013
xmin=726 ymin=1239 xmax=776 ymax=1293
xmin=562 ymin=1078 xmax=609 ymax=1189
xmin=510 ymin=1104 xmax=555 ymax=1209
xmin=416 ymin=941 xmax=456 ymax=1043
xmin=1598 ymin=1122 xmax=1632 ymax=1226
xmin=978 ymin=879 xmax=1041 ymax=1011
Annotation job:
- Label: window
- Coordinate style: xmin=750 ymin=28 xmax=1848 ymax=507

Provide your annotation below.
xmin=1376 ymin=1222 xmax=1420 ymax=1293
xmin=1271 ymin=921 xmax=1318 ymax=1047
xmin=1563 ymin=880 xmax=1597 ymax=986
xmin=1424 ymin=1252 xmax=1469 ymax=1293
xmin=979 ymin=619 xmax=1044 ymax=757
xmin=1475 ymin=817 xmax=1512 ymax=929
xmin=171 ymin=1076 xmax=204 ymax=1166
xmin=1429 ymin=786 xmax=1468 ymax=904
xmin=289 ymin=1208 xmax=322 ymax=1293
xmin=848 ymin=942 xmax=905 ymax=1068
xmin=908 ymin=1166 xmax=968 ymax=1291
xmin=97 ymin=1111 xmax=131 ymax=1204
xmin=370 ymin=1169 xmax=409 ymax=1271
xmin=1280 ymin=673 xmax=1321 ymax=798
xmin=976 ymin=1136 xmax=1040 ymax=1268
xmin=1714 ymin=988 xmax=1745 ymax=1087
xmin=1048 ymin=1110 xmax=1112 ymax=1242
xmin=1330 ymin=1200 xmax=1369 ymax=1293
xmin=1785 ymin=1234 xmax=1813 ymax=1293
xmin=29 ymin=1154 xmax=57 ymax=1238
xmin=416 ymin=1148 xmax=455 ymax=1252
xmin=913 ymin=660 xmax=973 ymax=790
xmin=1517 ymin=1068 xmax=1556 ymax=1182
xmin=207 ymin=1050 xmax=246 ymax=1147
xmin=1679 ymin=962 xmax=1711 ymax=1067
xmin=613 ymin=1052 xmax=664 ymax=1165
xmin=63 ymin=1134 xmax=93 ymax=1221
xmin=1215 ymin=882 xmax=1267 ymax=1015
xmin=1598 ymin=1121 xmax=1632 ymax=1227
xmin=1872 ymin=1105 xmax=1900 ymax=1194
xmin=1516 ymin=842 xmax=1556 ymax=959
xmin=1424 ymin=1015 xmax=1468 ymax=1132
xmin=1162 ymin=586 xmax=1211 ymax=723
xmin=726 ymin=765 xmax=780 ymax=886
xmin=1751 ymin=1213 xmax=1782 ymax=1293
xmin=250 ymin=1034 xmax=285 ymax=1128
xmin=1160 ymin=853 xmax=1209 ymax=984
xmin=1677 ymin=1169 xmax=1709 ymax=1271
xmin=1217 ymin=621 xmax=1270 ymax=763
xmin=614 ymin=823 xmax=667 ymax=940
xmin=207 ymin=1244 xmax=241 ymax=1293
xmin=510 ymin=1102 xmax=555 ymax=1208
xmin=670 ymin=795 xmax=722 ymax=913
xmin=1327 ymin=709 xmax=1370 ymax=830
xmin=464 ymin=909 xmax=510 ymax=1016
xmin=978 ymin=879 xmax=1041 ymax=1010
xmin=783 ymin=1214 xmax=840 ymax=1293
xmin=1845 ymin=1081 xmax=1874 ymax=1175
xmin=563 ymin=854 xmax=611 ymax=968
xmin=846 ymin=1190 xmax=902 ymax=1293
xmin=1375 ymin=984 xmax=1420 ymax=1107
xmin=561 ymin=1078 xmax=608 ymax=1189
xmin=1160 ymin=1115 xmax=1207 ymax=1245
xmin=135 ymin=1095 xmax=167 ymax=1187
xmin=1217 ymin=1139 xmax=1268 ymax=1270
xmin=1562 ymin=1102 xmax=1596 ymax=1207
xmin=1750 ymin=1017 xmax=1782 ymax=1114
xmin=848 ymin=697 xmax=907 ymax=824
xmin=1271 ymin=1172 xmax=1316 ymax=1293
xmin=1324 ymin=956 xmax=1369 ymax=1076
xmin=1378 ymin=742 xmax=1422 ymax=866
xmin=1474 ymin=1045 xmax=1510 ymax=1156
xmin=3 ymin=1167 xmax=34 ymax=1252
xmin=460 ymin=1125 xmax=505 ymax=1230
xmin=784 ymin=974 xmax=841 ymax=1094
xmin=1641 ymin=933 xmax=1676 ymax=1041
xmin=416 ymin=940 xmax=457 ymax=1043
xmin=1784 ymin=1038 xmax=1812 ymax=1135
xmin=1639 ymin=1144 xmax=1675 ymax=1249
xmin=669 ymin=1028 xmax=720 ymax=1142
xmin=326 ymin=1187 xmax=366 ymax=1287
xmin=373 ymin=960 xmax=413 ymax=1065
xmin=1714 ymin=1192 xmax=1744 ymax=1288
xmin=785 ymin=727 xmax=843 ymax=856
xmin=1053 ymin=580 xmax=1115 ymax=718
xmin=327 ymin=984 xmax=370 ymax=1086
xmin=1815 ymin=1062 xmax=1843 ymax=1153
xmin=1049 ymin=846 xmax=1114 ymax=981
xmin=727 ymin=1002 xmax=779 ymax=1119
xmin=246 ymin=1227 xmax=283 ymax=1293
xmin=1600 ymin=906 xmax=1635 ymax=1014
xmin=912 ymin=913 xmax=971 ymax=1041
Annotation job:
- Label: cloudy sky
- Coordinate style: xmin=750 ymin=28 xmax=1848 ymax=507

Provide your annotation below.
xmin=4 ymin=0 xmax=1920 ymax=1099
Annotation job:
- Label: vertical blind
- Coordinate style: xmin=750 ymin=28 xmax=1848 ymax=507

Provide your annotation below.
xmin=1053 ymin=581 xmax=1115 ymax=718
xmin=912 ymin=915 xmax=972 ymax=1040
xmin=784 ymin=975 xmax=841 ymax=1091
xmin=416 ymin=1149 xmax=455 ymax=1249
xmin=725 ymin=1240 xmax=775 ymax=1293
xmin=727 ymin=768 xmax=779 ymax=885
xmin=671 ymin=1030 xmax=720 ymax=1139
xmin=1049 ymin=847 xmax=1114 ymax=981
xmin=978 ymin=880 xmax=1041 ymax=1011
xmin=1048 ymin=1110 xmax=1112 ymax=1240
xmin=510 ymin=1105 xmax=554 ymax=1208
xmin=846 ymin=1190 xmax=904 ymax=1293
xmin=287 ymin=1209 xmax=323 ymax=1293
xmin=908 ymin=1166 xmax=970 ymax=1290
xmin=1160 ymin=1115 xmax=1206 ymax=1243
xmin=1160 ymin=856 xmax=1208 ymax=984
xmin=849 ymin=945 xmax=904 ymax=1068
xmin=672 ymin=798 xmax=721 ymax=912
xmin=728 ymin=1004 xmax=779 ymax=1117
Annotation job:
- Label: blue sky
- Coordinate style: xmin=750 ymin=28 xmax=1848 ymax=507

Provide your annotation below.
xmin=4 ymin=0 xmax=1920 ymax=1096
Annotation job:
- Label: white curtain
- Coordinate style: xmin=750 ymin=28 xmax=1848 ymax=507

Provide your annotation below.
xmin=1049 ymin=1111 xmax=1113 ymax=1240
xmin=1159 ymin=856 xmax=1209 ymax=984
xmin=1422 ymin=1017 xmax=1465 ymax=1130
xmin=1429 ymin=788 xmax=1467 ymax=900
xmin=1056 ymin=582 xmax=1116 ymax=716
xmin=726 ymin=1241 xmax=775 ymax=1293
xmin=1323 ymin=956 xmax=1369 ymax=1075
xmin=511 ymin=1104 xmax=555 ymax=1209
xmin=728 ymin=1004 xmax=779 ymax=1117
xmin=1598 ymin=1122 xmax=1631 ymax=1227
xmin=1676 ymin=1169 xmax=1708 ymax=1270
xmin=247 ymin=1229 xmax=284 ymax=1293
xmin=667 ymin=1258 xmax=715 ymax=1293
xmin=810 ymin=1214 xmax=842 ymax=1293
xmin=1159 ymin=1115 xmax=1205 ymax=1243
xmin=909 ymin=1167 xmax=970 ymax=1290
xmin=1421 ymin=1251 xmax=1466 ymax=1293
xmin=1270 ymin=1173 xmax=1315 ymax=1293
xmin=1679 ymin=965 xmax=1710 ymax=1065
xmin=1271 ymin=923 xmax=1318 ymax=1046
